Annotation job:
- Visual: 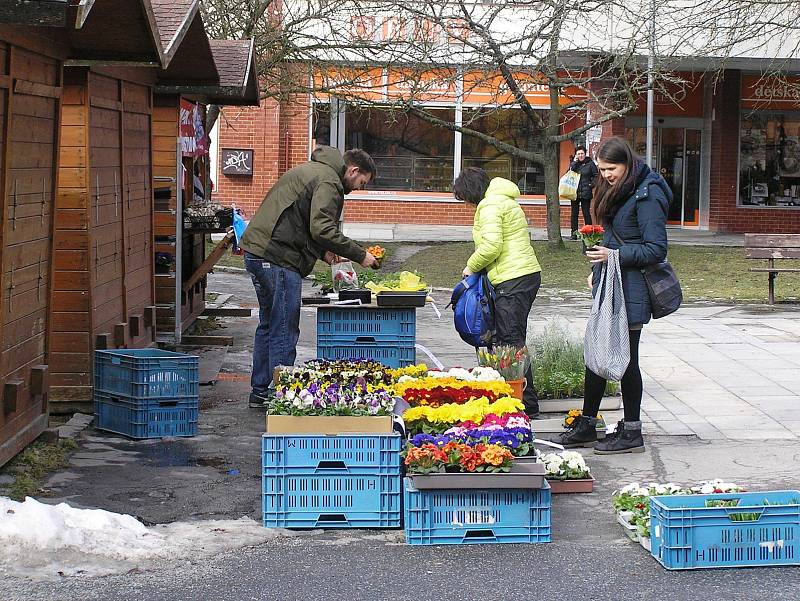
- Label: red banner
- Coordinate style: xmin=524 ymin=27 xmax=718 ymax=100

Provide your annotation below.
xmin=180 ymin=99 xmax=208 ymax=157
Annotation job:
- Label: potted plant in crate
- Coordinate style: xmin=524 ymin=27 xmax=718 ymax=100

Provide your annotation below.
xmin=528 ymin=322 xmax=620 ymax=414
xmin=540 ymin=450 xmax=594 ymax=493
xmin=266 ymin=379 xmax=396 ymax=434
xmin=477 ymin=346 xmax=530 ymax=400
xmin=403 ymin=440 xmax=545 ymax=489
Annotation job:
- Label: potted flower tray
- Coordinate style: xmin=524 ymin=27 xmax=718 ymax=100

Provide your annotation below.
xmin=265 ymin=414 xmax=393 ymax=435
xmin=616 ymin=511 xmax=639 ymax=541
xmin=546 ymin=477 xmax=595 ymax=494
xmin=409 ymin=461 xmax=546 ymax=490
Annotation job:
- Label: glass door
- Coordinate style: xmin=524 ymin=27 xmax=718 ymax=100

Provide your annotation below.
xmin=624 ymin=126 xmax=702 ymax=227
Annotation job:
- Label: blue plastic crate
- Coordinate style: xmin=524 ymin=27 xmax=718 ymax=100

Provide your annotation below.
xmin=262 ymin=472 xmax=401 ymax=529
xmin=404 ymin=479 xmax=551 ymax=545
xmin=316 ymin=307 xmax=416 ymax=344
xmin=94 ymin=349 xmax=199 ymax=400
xmin=316 ymin=342 xmax=415 ymax=368
xmin=262 ymin=433 xmax=401 ymax=474
xmin=650 ymin=490 xmax=800 ymax=570
xmin=94 ymin=393 xmax=199 ymax=439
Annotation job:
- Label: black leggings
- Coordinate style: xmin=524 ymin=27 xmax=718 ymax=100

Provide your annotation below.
xmin=583 ymin=329 xmax=642 ymax=422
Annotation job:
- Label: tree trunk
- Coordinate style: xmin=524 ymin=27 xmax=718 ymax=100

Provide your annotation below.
xmin=545 ymin=81 xmax=564 ymax=248
xmin=543 ymin=138 xmax=563 ymax=247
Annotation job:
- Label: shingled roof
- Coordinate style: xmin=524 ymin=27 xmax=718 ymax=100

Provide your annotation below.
xmin=210 ymin=39 xmax=253 ymax=88
xmin=149 ymin=0 xmax=198 ymax=67
xmin=156 ymin=37 xmax=259 ymax=106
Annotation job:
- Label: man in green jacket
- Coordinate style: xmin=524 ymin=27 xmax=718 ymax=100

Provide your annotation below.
xmin=241 ymin=146 xmax=378 ymax=407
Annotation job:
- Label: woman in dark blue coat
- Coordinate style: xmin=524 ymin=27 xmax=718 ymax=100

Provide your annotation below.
xmin=557 ymin=137 xmax=670 ymax=454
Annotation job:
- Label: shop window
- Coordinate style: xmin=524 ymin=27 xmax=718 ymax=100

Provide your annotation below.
xmin=345 ymin=107 xmax=455 ymax=192
xmin=312 ymin=103 xmax=331 ymax=148
xmin=739 ymin=112 xmax=800 ymax=208
xmin=461 ymin=108 xmax=546 ymax=195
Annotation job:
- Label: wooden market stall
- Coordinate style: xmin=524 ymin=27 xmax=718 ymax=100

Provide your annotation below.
xmin=153 ymin=37 xmax=259 ymax=343
xmin=1 ymin=0 xmax=258 ymax=461
xmin=0 ymin=25 xmax=65 ymax=466
xmin=50 ymin=66 xmax=160 ymax=406
xmin=46 ymin=0 xmax=173 ymax=408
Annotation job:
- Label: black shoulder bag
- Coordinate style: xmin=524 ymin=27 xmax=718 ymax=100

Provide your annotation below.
xmin=611 ymin=228 xmax=683 ymax=319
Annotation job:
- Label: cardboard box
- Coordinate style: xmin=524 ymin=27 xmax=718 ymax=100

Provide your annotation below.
xmin=265 ymin=414 xmax=394 ymax=434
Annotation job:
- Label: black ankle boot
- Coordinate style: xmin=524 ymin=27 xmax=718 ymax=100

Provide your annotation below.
xmin=555 ymin=415 xmax=597 ymax=448
xmin=594 ymin=421 xmax=644 ymax=454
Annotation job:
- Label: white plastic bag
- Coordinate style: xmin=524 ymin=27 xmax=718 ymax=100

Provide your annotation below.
xmin=558 ymin=170 xmax=580 ymax=201
xmin=331 ymin=260 xmax=359 ymax=292
xmin=584 ymin=249 xmax=630 ymax=381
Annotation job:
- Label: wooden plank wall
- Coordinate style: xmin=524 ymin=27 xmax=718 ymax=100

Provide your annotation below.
xmin=51 ymin=69 xmax=91 ymax=396
xmin=0 ymin=41 xmax=57 ymax=465
xmin=50 ymin=69 xmax=156 ymax=405
xmin=89 ymin=72 xmax=126 ymax=342
xmin=122 ymin=81 xmax=153 ymax=330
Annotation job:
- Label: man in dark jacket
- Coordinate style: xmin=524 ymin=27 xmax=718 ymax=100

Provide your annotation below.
xmin=241 ymin=146 xmax=378 ymax=407
xmin=569 ymin=145 xmax=598 ymax=238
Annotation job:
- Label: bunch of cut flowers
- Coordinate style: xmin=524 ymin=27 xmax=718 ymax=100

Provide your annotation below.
xmin=403 ymin=441 xmax=513 ymax=474
xmin=270 ymin=380 xmax=395 ymax=417
xmin=477 ymin=345 xmax=531 ymax=381
xmin=575 ymin=224 xmax=605 ymax=249
xmin=393 ymin=376 xmax=513 ymax=407
xmin=407 ymin=412 xmax=533 ymax=457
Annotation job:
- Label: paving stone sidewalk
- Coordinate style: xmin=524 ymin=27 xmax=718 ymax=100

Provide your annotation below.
xmin=524 ymin=298 xmax=800 ymax=441
xmin=214 ymin=272 xmax=800 ymax=442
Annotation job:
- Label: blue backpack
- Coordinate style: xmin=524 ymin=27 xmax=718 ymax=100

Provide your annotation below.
xmin=447 ymin=272 xmax=496 ymax=348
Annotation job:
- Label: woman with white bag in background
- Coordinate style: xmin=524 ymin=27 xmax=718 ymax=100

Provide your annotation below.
xmin=557 ymin=137 xmax=671 ymax=455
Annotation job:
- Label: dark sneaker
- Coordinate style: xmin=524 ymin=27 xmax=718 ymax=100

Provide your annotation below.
xmin=249 ymin=390 xmax=274 ymax=409
xmin=554 ymin=415 xmax=598 ymax=448
xmin=594 ymin=421 xmax=645 ymax=454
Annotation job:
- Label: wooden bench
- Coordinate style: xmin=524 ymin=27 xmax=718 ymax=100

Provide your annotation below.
xmin=745 ymin=234 xmax=800 ymax=304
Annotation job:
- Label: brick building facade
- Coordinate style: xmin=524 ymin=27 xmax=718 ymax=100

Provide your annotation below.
xmin=213 ymin=68 xmax=800 ymax=234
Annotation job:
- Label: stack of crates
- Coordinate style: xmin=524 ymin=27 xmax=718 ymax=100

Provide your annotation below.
xmin=93 ymin=349 xmax=199 ymax=439
xmin=262 ymin=433 xmax=402 ymax=528
xmin=404 ymin=479 xmax=552 ymax=545
xmin=316 ymin=306 xmax=416 ymax=368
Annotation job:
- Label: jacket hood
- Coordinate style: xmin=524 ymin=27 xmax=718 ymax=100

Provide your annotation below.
xmin=311 ymin=146 xmax=346 ymax=179
xmin=636 ymin=169 xmax=673 ymax=203
xmin=485 ymin=177 xmax=520 ymax=200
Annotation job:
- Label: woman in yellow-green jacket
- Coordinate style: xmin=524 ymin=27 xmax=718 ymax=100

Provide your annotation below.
xmin=454 ymin=167 xmax=542 ymax=417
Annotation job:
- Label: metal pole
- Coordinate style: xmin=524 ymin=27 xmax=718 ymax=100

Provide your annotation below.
xmin=175 ymin=136 xmax=183 ymax=344
xmin=645 ymin=0 xmax=656 ymax=168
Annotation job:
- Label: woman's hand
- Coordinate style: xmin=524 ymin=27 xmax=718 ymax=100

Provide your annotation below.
xmin=462 ymin=266 xmax=473 ymax=278
xmin=586 ymin=272 xmax=593 ymax=290
xmin=585 ymin=245 xmax=609 ymax=265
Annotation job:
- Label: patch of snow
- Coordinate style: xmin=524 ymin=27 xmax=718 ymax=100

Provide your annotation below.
xmin=0 ymin=496 xmax=297 ymax=581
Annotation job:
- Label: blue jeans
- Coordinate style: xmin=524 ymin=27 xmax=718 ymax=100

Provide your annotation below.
xmin=245 ymin=253 xmax=302 ymax=395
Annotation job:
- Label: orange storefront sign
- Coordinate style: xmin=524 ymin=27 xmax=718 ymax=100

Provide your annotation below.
xmin=313 ymin=67 xmax=586 ymax=107
xmin=462 ymin=70 xmax=585 ymax=106
xmin=741 ymin=75 xmax=800 ymax=110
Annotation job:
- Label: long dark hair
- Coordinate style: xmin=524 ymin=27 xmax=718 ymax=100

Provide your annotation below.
xmin=591 ymin=137 xmax=637 ymax=224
